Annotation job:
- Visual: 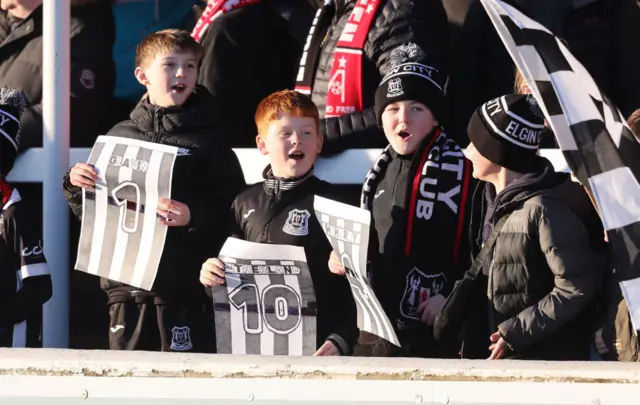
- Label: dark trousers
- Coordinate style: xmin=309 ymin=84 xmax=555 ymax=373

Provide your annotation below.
xmin=108 ymin=294 xmax=215 ymax=353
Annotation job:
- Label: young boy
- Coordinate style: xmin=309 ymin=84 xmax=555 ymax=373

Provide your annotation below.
xmin=462 ymin=94 xmax=604 ymax=360
xmin=63 ymin=29 xmax=245 ymax=352
xmin=330 ymin=44 xmax=476 ymax=358
xmin=0 ymin=87 xmax=52 ymax=347
xmin=199 ymin=90 xmax=358 ymax=356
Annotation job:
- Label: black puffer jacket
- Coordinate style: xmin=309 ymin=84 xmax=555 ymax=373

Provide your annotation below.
xmin=310 ymin=0 xmax=450 ymax=155
xmin=464 ymin=160 xmax=605 ymax=360
xmin=197 ymin=0 xmax=316 ymax=147
xmin=0 ymin=0 xmax=115 ymax=150
xmin=63 ymin=86 xmax=246 ymax=301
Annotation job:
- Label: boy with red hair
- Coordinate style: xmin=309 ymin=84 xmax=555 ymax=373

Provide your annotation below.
xmin=200 ymin=90 xmax=357 ymax=356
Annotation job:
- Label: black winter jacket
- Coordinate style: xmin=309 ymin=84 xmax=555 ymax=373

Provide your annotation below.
xmin=0 ymin=187 xmax=52 ymax=347
xmin=63 ymin=86 xmax=246 ymax=301
xmin=197 ymin=0 xmax=316 ymax=147
xmin=228 ymin=167 xmax=358 ymax=354
xmin=463 ymin=160 xmax=605 ymax=360
xmin=309 ymin=0 xmax=450 ymax=155
xmin=0 ymin=0 xmax=116 ymax=150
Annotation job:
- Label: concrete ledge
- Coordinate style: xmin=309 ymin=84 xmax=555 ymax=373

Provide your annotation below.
xmin=1 ymin=349 xmax=639 ymax=383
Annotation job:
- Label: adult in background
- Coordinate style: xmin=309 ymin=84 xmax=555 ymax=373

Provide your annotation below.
xmin=193 ymin=0 xmax=316 ymax=147
xmin=445 ymin=0 xmax=640 ymax=146
xmin=295 ymin=0 xmax=450 ymax=156
xmin=0 ymin=0 xmax=116 ymax=150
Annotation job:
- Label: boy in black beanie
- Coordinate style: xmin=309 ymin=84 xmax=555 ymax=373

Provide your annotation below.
xmin=0 ymin=88 xmax=52 ymax=348
xmin=461 ymin=94 xmax=604 ymax=360
xmin=330 ymin=43 xmax=476 ymax=358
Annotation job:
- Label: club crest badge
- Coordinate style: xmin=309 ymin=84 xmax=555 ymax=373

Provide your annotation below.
xmin=170 ymin=326 xmax=193 ymax=351
xmin=387 ymin=78 xmax=404 ymax=97
xmin=283 ymin=209 xmax=311 ymax=236
xmin=399 ymin=267 xmax=447 ymax=321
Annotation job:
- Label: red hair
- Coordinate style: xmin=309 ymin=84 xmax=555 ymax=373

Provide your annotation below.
xmin=255 ymin=90 xmax=320 ymax=136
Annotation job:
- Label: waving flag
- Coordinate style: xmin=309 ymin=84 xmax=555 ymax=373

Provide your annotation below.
xmin=480 ymin=0 xmax=640 ymax=330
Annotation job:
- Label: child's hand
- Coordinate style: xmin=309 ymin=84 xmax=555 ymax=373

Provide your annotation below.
xmin=157 ymin=198 xmax=191 ymax=226
xmin=595 ymin=327 xmax=609 ymax=355
xmin=313 ymin=340 xmax=339 ymax=356
xmin=328 ymin=250 xmax=345 ymax=276
xmin=199 ymin=258 xmax=226 ymax=287
xmin=417 ymin=294 xmax=446 ymax=326
xmin=69 ymin=163 xmax=97 ymax=189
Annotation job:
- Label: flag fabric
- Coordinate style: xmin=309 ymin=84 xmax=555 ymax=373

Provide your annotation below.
xmin=213 ymin=237 xmax=317 ymax=355
xmin=75 ymin=135 xmax=178 ymax=291
xmin=481 ymin=0 xmax=640 ymax=329
xmin=313 ymin=196 xmax=400 ymax=347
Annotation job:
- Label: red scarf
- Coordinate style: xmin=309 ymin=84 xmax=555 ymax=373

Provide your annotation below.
xmin=295 ymin=0 xmax=380 ymax=118
xmin=0 ymin=178 xmax=13 ymax=207
xmin=191 ymin=0 xmax=261 ymax=43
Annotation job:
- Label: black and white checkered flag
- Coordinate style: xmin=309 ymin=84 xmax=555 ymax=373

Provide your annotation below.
xmin=481 ymin=0 xmax=640 ymax=329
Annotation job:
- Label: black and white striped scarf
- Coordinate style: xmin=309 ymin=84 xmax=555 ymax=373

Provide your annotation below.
xmin=360 ymin=129 xmax=473 ymax=265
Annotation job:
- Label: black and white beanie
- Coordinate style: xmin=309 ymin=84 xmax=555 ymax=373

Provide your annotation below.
xmin=374 ymin=43 xmax=443 ymax=124
xmin=0 ymin=88 xmax=28 ymax=177
xmin=467 ymin=93 xmax=545 ymax=173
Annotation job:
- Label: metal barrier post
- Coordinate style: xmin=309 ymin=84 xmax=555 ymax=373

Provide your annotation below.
xmin=42 ymin=0 xmax=71 ymax=348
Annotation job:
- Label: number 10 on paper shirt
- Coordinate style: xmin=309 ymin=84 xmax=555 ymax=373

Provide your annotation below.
xmin=212 ymin=237 xmax=318 ymax=355
xmin=75 ymin=135 xmax=179 ymax=291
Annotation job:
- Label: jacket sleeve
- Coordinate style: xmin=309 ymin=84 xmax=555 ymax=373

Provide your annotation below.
xmin=0 ymin=206 xmax=52 ymax=327
xmin=182 ymin=141 xmax=246 ymax=257
xmin=19 ymin=11 xmax=115 ymax=151
xmin=498 ymin=200 xmax=601 ymax=352
xmin=324 ymin=271 xmax=359 ymax=355
xmin=321 ymin=0 xmax=450 ymax=155
xmin=228 ymin=196 xmax=245 ymax=240
xmin=62 ymin=172 xmax=84 ymax=220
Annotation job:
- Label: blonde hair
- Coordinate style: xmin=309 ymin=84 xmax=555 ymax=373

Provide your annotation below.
xmin=514 ymin=68 xmax=528 ymax=94
xmin=135 ymin=29 xmax=202 ymax=68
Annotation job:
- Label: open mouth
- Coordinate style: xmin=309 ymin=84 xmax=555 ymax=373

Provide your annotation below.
xmin=172 ymin=83 xmax=187 ymax=93
xmin=288 ymin=151 xmax=305 ymax=161
xmin=398 ymin=130 xmax=413 ymax=142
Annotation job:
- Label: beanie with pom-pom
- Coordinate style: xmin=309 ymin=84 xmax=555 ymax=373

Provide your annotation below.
xmin=374 ymin=43 xmax=444 ymax=125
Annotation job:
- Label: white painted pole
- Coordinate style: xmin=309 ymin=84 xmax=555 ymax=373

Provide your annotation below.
xmin=42 ymin=0 xmax=70 ymax=348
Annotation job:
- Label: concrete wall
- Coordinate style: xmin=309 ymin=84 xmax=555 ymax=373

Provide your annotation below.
xmin=1 ymin=349 xmax=639 ymax=404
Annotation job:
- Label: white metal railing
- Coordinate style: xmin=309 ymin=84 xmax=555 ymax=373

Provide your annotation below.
xmin=8 ymin=147 xmax=570 ymax=185
xmin=0 ymin=349 xmax=639 ymax=404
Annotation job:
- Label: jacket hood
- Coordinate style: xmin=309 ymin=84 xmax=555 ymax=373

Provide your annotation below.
xmin=130 ymin=85 xmax=217 ymax=134
xmin=486 ymin=157 xmax=564 ymax=213
xmin=487 ymin=157 xmax=600 ymax=228
xmin=541 ymin=174 xmax=600 ymax=227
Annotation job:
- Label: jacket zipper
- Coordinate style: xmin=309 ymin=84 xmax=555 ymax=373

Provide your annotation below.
xmin=488 ymin=256 xmax=497 ymax=333
xmin=152 ymin=110 xmax=162 ymax=142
